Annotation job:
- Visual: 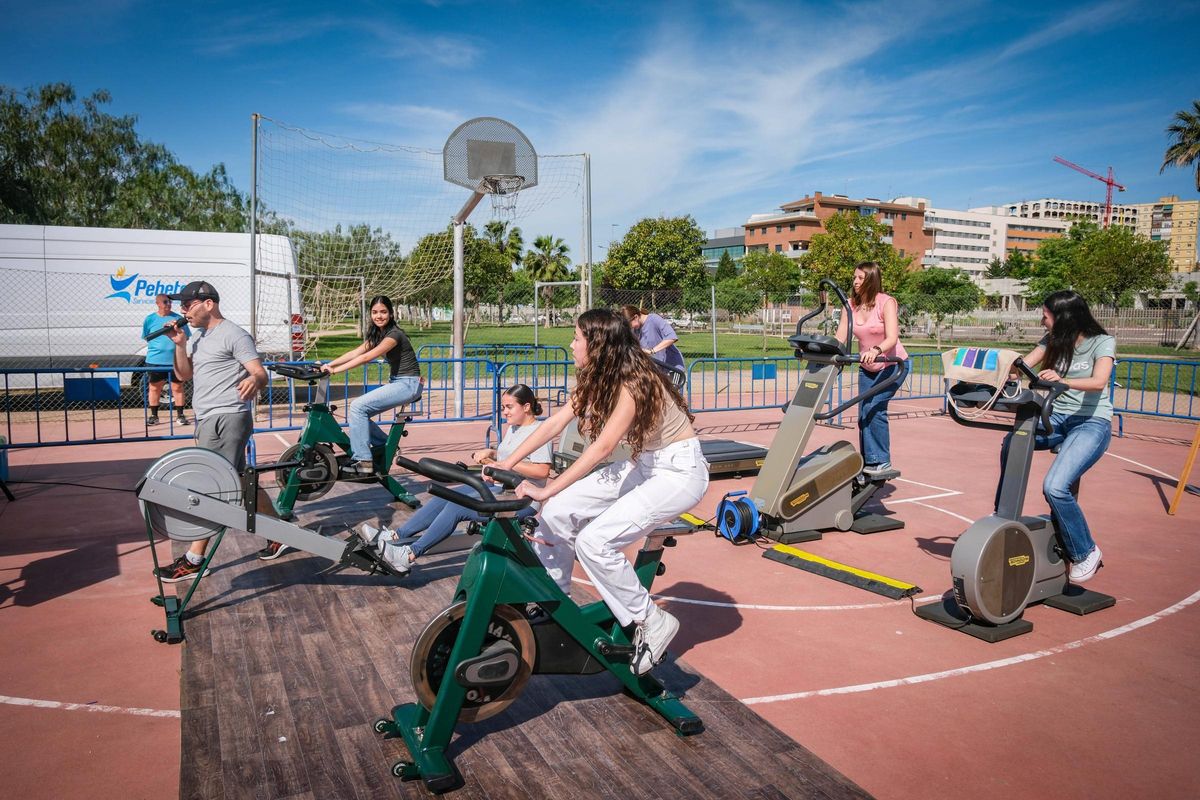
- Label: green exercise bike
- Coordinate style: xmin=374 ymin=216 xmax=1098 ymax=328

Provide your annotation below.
xmin=376 ymin=456 xmax=703 ymax=794
xmin=268 ymin=363 xmax=420 ymax=519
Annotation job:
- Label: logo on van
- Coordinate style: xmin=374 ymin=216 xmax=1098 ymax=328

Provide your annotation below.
xmin=106 ymin=267 xmax=139 ymax=301
xmin=105 ymin=267 xmax=187 ymax=304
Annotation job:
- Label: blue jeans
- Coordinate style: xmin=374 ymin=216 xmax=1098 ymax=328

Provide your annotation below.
xmin=857 ymin=360 xmax=908 ymax=466
xmin=999 ymin=413 xmax=1111 ymax=562
xmin=348 ymin=376 xmax=422 ymax=462
xmin=400 ymin=493 xmax=535 ymax=557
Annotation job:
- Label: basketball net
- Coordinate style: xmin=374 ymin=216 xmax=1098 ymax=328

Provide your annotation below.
xmin=483 ymin=174 xmax=524 ymax=219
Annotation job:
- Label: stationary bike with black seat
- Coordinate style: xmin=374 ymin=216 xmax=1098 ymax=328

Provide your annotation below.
xmin=915 ymin=358 xmax=1116 ymax=641
xmin=716 ymin=278 xmax=908 ymax=544
xmin=376 ymin=456 xmax=702 ymax=794
xmin=267 ymin=363 xmax=419 ymax=519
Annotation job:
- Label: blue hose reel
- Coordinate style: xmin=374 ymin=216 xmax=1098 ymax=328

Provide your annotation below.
xmin=716 ymin=490 xmax=760 ymax=542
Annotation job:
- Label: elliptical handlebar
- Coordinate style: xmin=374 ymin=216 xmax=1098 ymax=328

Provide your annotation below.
xmin=1013 ymin=358 xmax=1070 ymax=436
xmin=814 ymin=356 xmax=908 ymax=421
xmin=792 ymin=278 xmax=855 ymax=352
xmin=395 ymin=455 xmax=530 ymax=514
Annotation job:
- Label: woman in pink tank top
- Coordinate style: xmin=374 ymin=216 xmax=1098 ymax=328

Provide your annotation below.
xmin=834 ymin=262 xmax=911 ymax=476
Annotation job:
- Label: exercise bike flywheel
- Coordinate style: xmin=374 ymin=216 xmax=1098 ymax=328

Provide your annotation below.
xmin=410 ymin=602 xmax=536 ymax=723
xmin=139 ymin=447 xmax=242 ymax=542
xmin=274 ymin=443 xmax=339 ymax=500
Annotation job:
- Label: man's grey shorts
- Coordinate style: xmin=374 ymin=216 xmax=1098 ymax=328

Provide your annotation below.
xmin=194 ymin=411 xmax=253 ymax=473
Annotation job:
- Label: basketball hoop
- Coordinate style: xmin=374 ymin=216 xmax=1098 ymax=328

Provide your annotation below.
xmin=482 ymin=174 xmax=525 ymax=219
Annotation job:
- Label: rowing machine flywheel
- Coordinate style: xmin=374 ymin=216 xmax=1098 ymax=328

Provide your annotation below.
xmin=139 ymin=447 xmax=242 ymax=541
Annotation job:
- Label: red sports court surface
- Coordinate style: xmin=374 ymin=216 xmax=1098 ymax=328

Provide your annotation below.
xmin=1 ymin=401 xmax=1198 ymax=799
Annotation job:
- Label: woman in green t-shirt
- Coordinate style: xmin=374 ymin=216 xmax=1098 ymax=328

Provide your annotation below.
xmin=1005 ymin=290 xmax=1115 ymax=584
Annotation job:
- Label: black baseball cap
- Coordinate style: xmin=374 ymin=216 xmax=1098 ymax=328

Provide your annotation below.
xmin=168 ymin=281 xmax=220 ymax=304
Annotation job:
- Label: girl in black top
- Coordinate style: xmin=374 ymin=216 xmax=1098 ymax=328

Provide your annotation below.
xmin=321 ymin=295 xmax=422 ymax=475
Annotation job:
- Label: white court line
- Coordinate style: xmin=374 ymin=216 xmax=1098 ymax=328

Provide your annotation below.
xmin=893 ymin=476 xmax=960 ymax=494
xmin=909 ymin=501 xmax=975 ymax=524
xmin=889 ymin=491 xmax=960 ymax=505
xmin=0 ymin=694 xmax=180 ymax=718
xmin=1105 ymin=451 xmax=1176 ymax=480
xmin=741 ymin=588 xmax=1200 ymax=705
xmin=272 ymin=433 xmax=292 ymax=448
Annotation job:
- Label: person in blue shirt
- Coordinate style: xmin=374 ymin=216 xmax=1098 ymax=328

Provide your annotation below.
xmin=622 ymin=305 xmax=685 ymax=370
xmin=142 ymin=293 xmax=190 ymax=426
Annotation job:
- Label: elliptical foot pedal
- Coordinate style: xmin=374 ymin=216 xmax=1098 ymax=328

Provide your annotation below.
xmin=914 ymin=596 xmax=1033 ymax=642
xmin=1043 ymin=587 xmax=1116 ymax=616
xmin=849 ymin=513 xmax=905 ymax=535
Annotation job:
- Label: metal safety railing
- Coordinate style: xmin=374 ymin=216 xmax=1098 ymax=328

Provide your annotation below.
xmin=5 ymin=354 xmax=1200 ymax=449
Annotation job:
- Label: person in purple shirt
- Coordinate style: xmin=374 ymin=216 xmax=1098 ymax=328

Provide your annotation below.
xmin=622 ymin=306 xmax=685 ymax=370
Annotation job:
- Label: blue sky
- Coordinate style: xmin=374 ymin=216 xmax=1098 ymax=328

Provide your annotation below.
xmin=2 ymin=0 xmax=1198 ymax=259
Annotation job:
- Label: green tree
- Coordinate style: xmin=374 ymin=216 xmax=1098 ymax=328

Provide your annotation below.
xmin=797 ymin=212 xmax=911 ymax=294
xmin=480 ymin=220 xmax=524 ymax=323
xmin=985 ymin=249 xmax=1035 ymax=280
xmin=1160 ymin=99 xmax=1200 ymax=191
xmin=603 ymin=215 xmax=708 ymax=293
xmin=896 ymin=267 xmax=981 ymax=348
xmin=523 ymin=235 xmax=572 ymax=327
xmin=715 ymin=278 xmax=758 ymax=318
xmin=1182 ymin=281 xmax=1200 ymax=309
xmin=739 ymin=250 xmax=801 ymax=352
xmin=714 ymin=250 xmax=739 ymax=282
xmin=0 ymin=82 xmax=247 ymax=230
xmin=1071 ymin=223 xmax=1172 ymax=309
xmin=1020 ymin=222 xmax=1171 ymax=309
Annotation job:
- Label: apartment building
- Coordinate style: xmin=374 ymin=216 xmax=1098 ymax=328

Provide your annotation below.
xmin=997 ymin=197 xmax=1140 ymax=228
xmin=743 ymin=192 xmax=929 ymax=262
xmin=1131 ymin=195 xmax=1200 ymax=272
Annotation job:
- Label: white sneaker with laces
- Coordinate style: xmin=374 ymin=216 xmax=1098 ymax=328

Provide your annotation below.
xmin=631 ymin=604 xmax=680 ymax=675
xmin=382 ymin=542 xmax=414 ymax=575
xmin=1069 ymin=546 xmax=1103 ymax=583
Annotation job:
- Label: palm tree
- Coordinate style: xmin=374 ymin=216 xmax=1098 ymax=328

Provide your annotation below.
xmin=483 ymin=220 xmax=524 ymax=268
xmin=483 ymin=221 xmax=523 ymax=322
xmin=1160 ymin=100 xmax=1200 ymax=191
xmin=523 ymin=235 xmax=572 ymax=327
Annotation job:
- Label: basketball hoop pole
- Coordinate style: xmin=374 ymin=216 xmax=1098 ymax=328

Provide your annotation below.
xmin=443 ymin=117 xmax=539 ymax=420
xmin=451 ymin=189 xmax=487 ymax=419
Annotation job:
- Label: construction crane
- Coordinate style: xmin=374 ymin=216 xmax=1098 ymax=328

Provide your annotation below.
xmin=1052 ymin=156 xmax=1126 ymax=228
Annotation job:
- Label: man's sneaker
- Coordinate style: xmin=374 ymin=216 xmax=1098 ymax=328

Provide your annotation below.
xmin=631 ymin=604 xmax=680 ymax=675
xmin=153 ymin=555 xmax=209 ymax=583
xmin=257 ymin=541 xmax=292 ymax=561
xmin=382 ymin=542 xmax=414 ymax=574
xmin=147 ymin=415 xmax=159 ymax=426
xmin=1069 ymin=546 xmax=1103 ymax=583
xmin=177 ymin=415 xmax=190 ymax=426
xmin=341 ymin=461 xmax=375 ymax=478
xmin=862 ymin=461 xmax=893 ymax=478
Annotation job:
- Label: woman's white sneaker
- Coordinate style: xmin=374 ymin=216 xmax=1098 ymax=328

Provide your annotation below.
xmin=382 ymin=542 xmax=414 ymax=575
xmin=1069 ymin=547 xmax=1103 ymax=583
xmin=631 ymin=604 xmax=680 ymax=675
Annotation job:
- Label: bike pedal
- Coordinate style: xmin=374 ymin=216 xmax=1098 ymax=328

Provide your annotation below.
xmin=594 ymin=638 xmax=635 ymax=658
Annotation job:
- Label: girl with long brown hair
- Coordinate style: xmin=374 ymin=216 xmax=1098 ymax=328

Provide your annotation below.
xmin=492 ymin=308 xmax=709 ymax=675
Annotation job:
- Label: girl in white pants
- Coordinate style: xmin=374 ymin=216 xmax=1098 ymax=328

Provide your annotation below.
xmin=493 ymin=309 xmax=709 ymax=675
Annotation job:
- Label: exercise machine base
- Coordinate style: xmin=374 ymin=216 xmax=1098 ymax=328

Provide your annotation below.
xmin=915 ymin=587 xmax=1116 ymax=642
xmin=763 ymin=511 xmax=905 ymax=544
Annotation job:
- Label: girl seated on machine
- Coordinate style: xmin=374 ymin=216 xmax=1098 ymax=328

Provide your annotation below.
xmin=1002 ymin=289 xmax=1115 ymax=584
xmin=492 ymin=308 xmax=710 ymax=675
xmin=319 ymin=295 xmax=422 ymax=476
xmin=365 ymin=384 xmax=552 ymax=574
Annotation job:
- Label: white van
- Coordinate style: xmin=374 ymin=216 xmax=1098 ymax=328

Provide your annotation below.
xmin=0 ymin=224 xmax=304 ymax=374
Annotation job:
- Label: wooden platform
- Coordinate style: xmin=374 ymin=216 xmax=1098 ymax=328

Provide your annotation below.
xmin=176 ymin=486 xmax=872 ymax=800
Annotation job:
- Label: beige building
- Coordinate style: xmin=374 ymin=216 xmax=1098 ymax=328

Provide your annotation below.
xmin=995 ymin=197 xmax=1140 ymax=228
xmin=1131 ymin=196 xmax=1200 ymax=273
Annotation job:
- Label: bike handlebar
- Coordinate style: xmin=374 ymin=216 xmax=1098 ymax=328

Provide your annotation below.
xmin=395 ymin=455 xmax=530 ymax=514
xmin=268 ymin=363 xmax=328 ymax=382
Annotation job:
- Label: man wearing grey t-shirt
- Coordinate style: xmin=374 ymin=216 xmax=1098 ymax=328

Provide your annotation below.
xmin=154 ymin=281 xmax=269 ymax=583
